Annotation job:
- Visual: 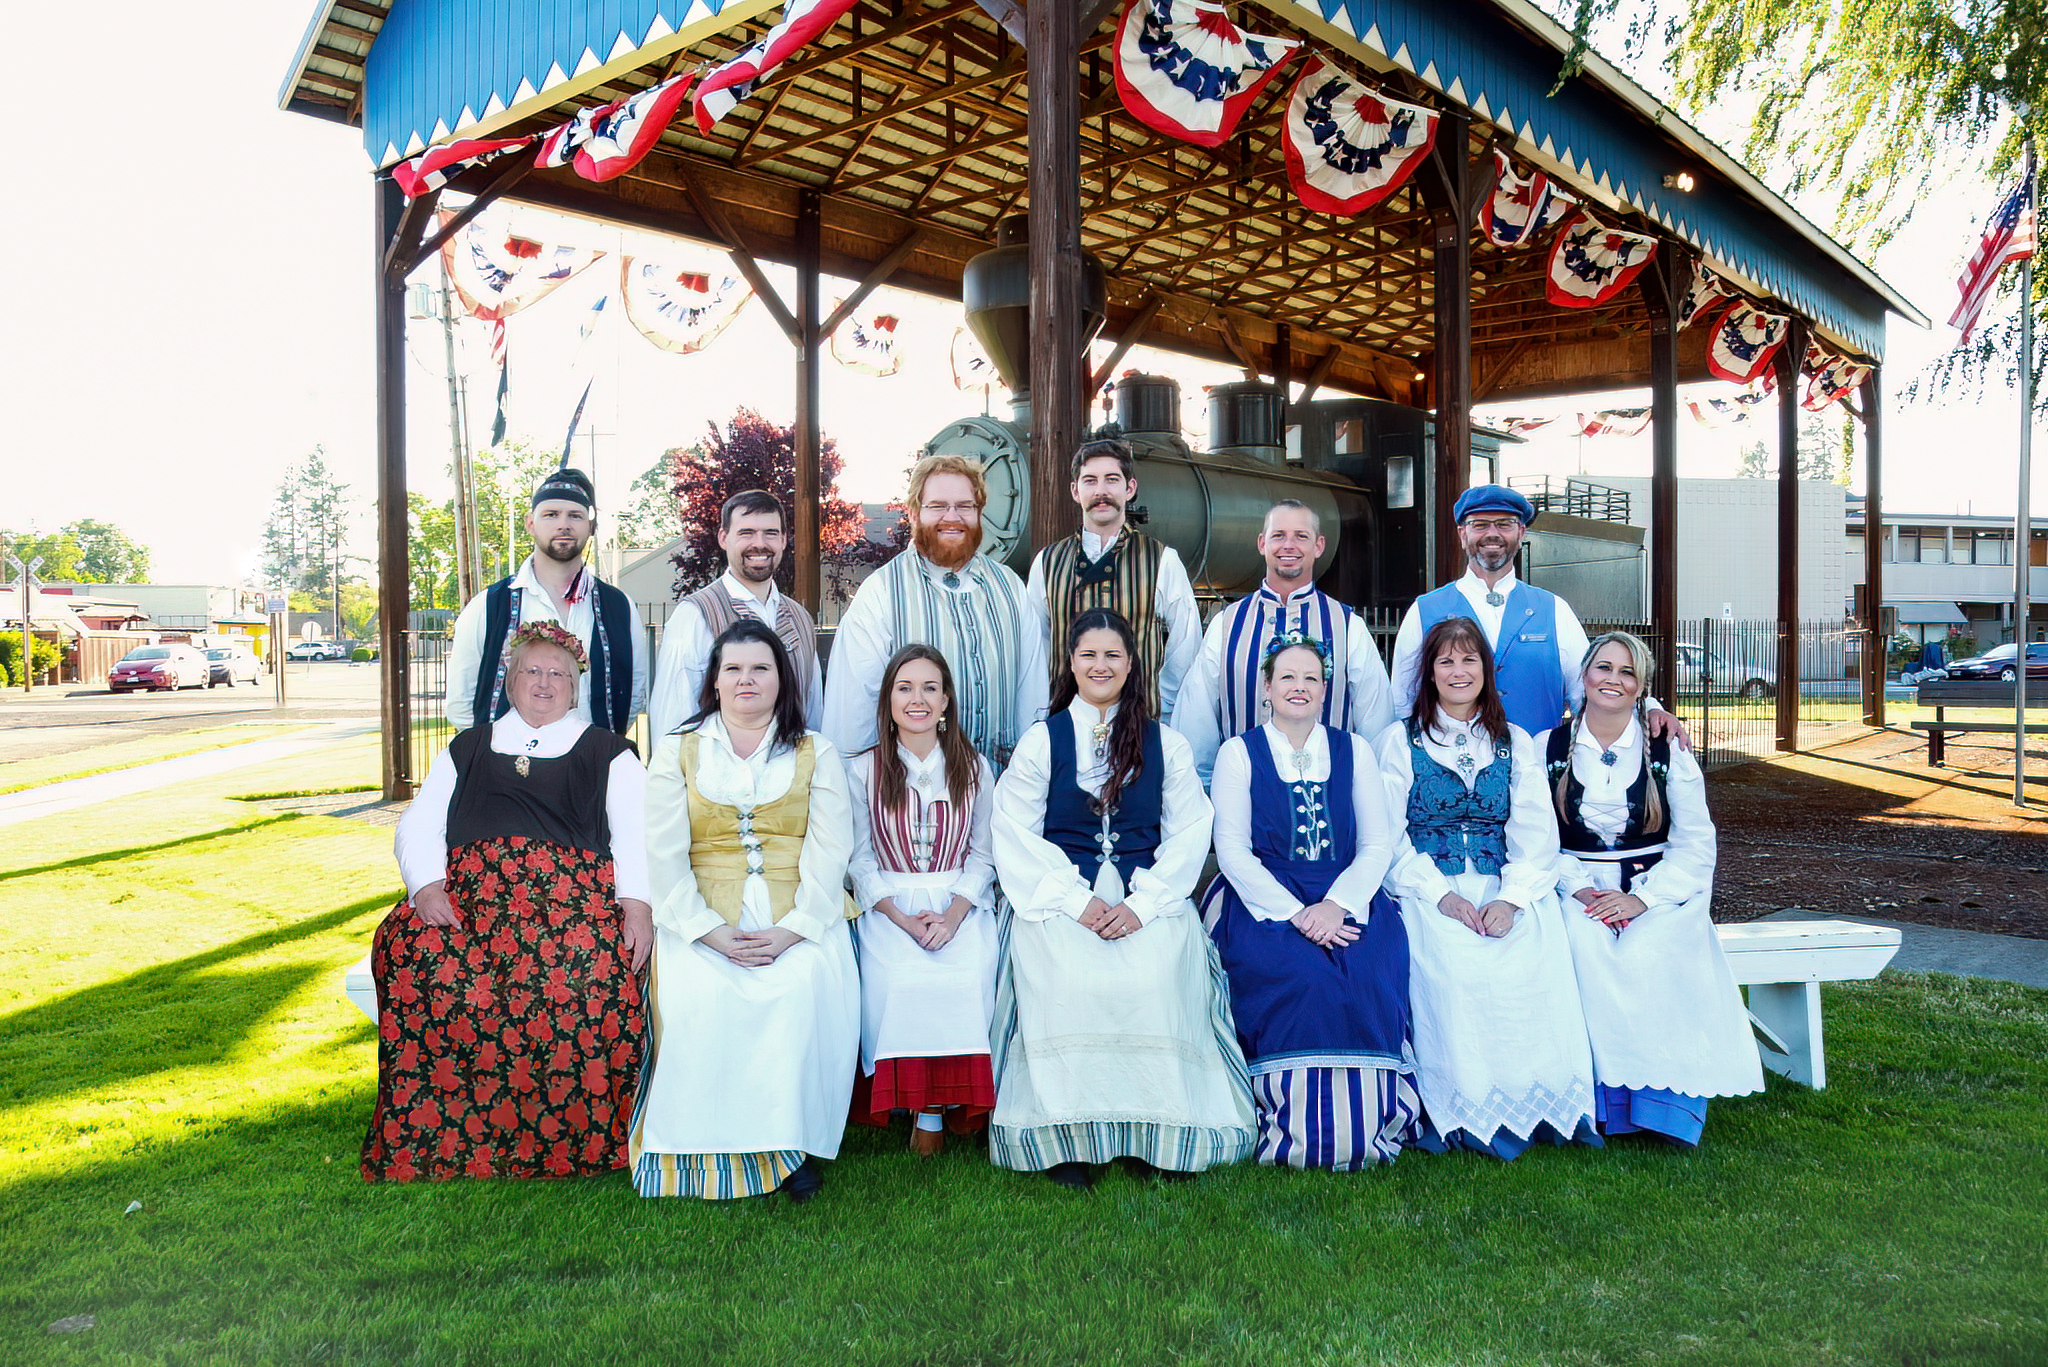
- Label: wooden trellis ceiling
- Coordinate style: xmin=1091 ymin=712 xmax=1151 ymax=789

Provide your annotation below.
xmin=402 ymin=0 xmax=1706 ymax=403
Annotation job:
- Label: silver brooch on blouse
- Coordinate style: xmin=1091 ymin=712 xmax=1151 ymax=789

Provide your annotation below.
xmin=1600 ymin=750 xmax=1619 ymax=766
xmin=1290 ymin=749 xmax=1313 ymax=779
xmin=1484 ymin=590 xmax=1506 ymax=607
xmin=514 ymin=755 xmax=531 ymax=778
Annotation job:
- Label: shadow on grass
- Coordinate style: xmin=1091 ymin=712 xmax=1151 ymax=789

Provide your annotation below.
xmin=0 ymin=891 xmax=394 ymax=1114
xmin=0 ymin=815 xmax=304 ymax=884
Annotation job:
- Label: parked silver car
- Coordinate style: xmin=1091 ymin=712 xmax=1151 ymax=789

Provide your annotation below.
xmin=1674 ymin=643 xmax=1778 ymax=700
xmin=204 ymin=646 xmax=262 ymax=687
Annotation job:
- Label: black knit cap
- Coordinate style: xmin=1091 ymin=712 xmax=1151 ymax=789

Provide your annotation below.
xmin=532 ymin=466 xmax=595 ymax=510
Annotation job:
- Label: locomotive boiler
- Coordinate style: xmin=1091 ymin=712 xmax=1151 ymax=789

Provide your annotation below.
xmin=919 ymin=217 xmax=1518 ymax=611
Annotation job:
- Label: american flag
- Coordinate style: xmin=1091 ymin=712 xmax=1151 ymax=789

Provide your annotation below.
xmin=1950 ymin=173 xmax=2037 ymax=343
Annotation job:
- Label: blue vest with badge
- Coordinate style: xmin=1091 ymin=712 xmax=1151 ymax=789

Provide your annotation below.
xmin=1415 ymin=581 xmax=1565 ymax=736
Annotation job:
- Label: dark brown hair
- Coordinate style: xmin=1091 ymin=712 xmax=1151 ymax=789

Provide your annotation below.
xmin=867 ymin=644 xmax=981 ymax=812
xmin=682 ymin=619 xmax=808 ymax=748
xmin=719 ymin=488 xmax=785 ymax=534
xmin=1070 ymin=438 xmax=1135 ymax=482
xmin=1411 ymin=616 xmax=1509 ymax=742
xmin=1050 ymin=608 xmax=1150 ymax=815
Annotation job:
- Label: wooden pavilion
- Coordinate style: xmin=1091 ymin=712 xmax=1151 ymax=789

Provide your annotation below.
xmin=280 ymin=0 xmax=1926 ymax=799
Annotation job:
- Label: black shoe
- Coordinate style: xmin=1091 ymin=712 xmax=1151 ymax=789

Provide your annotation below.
xmin=783 ymin=1159 xmax=824 ymax=1204
xmin=1046 ymin=1162 xmax=1094 ymax=1191
xmin=1119 ymin=1156 xmax=1195 ymax=1183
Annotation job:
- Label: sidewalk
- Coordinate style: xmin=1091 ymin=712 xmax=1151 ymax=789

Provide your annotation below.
xmin=1760 ymin=909 xmax=2048 ymax=990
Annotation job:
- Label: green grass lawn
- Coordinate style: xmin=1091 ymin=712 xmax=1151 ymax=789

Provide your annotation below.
xmin=1 ymin=745 xmax=2043 ymax=1365
xmin=0 ymin=724 xmax=311 ymax=796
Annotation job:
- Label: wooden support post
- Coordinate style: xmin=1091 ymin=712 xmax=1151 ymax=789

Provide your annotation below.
xmin=1089 ymin=293 xmax=1164 ymax=391
xmin=391 ymin=157 xmax=534 ymax=281
xmin=676 ymin=167 xmax=802 ymax=344
xmin=794 ymin=190 xmax=823 ymax=614
xmin=1273 ymin=322 xmax=1293 ymax=397
xmin=1421 ymin=110 xmax=1475 ymax=588
xmin=1862 ymin=367 xmax=1885 ymax=727
xmin=1028 ymin=0 xmax=1085 ymax=549
xmin=374 ymin=175 xmax=415 ymax=801
xmin=1639 ymin=251 xmax=1683 ymax=706
xmin=818 ymin=227 xmax=926 ymax=337
xmin=1293 ymin=344 xmax=1344 ymax=410
xmin=1775 ymin=321 xmax=1809 ymax=752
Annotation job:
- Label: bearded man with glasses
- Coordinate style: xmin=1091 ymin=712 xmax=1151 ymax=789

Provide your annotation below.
xmin=821 ymin=454 xmax=1046 ymax=768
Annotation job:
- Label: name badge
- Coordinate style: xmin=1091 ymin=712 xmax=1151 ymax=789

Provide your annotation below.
xmin=1519 ymin=632 xmax=1549 ymax=643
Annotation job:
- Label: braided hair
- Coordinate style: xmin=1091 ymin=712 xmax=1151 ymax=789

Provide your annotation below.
xmin=1555 ymin=630 xmax=1664 ymax=831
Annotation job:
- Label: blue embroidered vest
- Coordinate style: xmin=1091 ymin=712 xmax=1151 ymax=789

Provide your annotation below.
xmin=1044 ymin=708 xmax=1164 ymax=889
xmin=1403 ymin=717 xmax=1511 ymax=877
xmin=1241 ymin=724 xmax=1355 ymax=903
xmin=1416 ymin=581 xmax=1565 ymax=737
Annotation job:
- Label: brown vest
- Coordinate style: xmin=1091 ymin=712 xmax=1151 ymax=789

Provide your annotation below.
xmin=685 ymin=581 xmax=819 ymax=705
xmin=1041 ymin=529 xmax=1166 ymax=715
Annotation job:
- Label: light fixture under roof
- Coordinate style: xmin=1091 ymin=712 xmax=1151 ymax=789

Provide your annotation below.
xmin=1663 ymin=171 xmax=1697 ymax=192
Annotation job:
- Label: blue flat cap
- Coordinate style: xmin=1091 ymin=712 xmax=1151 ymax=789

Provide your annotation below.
xmin=1452 ymin=483 xmax=1536 ymax=526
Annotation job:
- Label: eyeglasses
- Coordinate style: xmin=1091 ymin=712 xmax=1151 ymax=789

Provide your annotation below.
xmin=515 ymin=667 xmax=574 ymax=684
xmin=1462 ymin=518 xmax=1522 ymax=533
xmin=920 ymin=501 xmax=979 ymax=516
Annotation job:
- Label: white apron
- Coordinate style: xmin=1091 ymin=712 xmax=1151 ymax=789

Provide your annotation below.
xmin=855 ymin=869 xmax=999 ymax=1072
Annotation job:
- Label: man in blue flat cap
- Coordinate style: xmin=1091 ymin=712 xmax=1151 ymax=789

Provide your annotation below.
xmin=1390 ymin=484 xmax=1683 ymax=740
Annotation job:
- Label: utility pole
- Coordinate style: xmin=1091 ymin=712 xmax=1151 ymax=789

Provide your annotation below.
xmin=2016 ymin=133 xmax=2037 ymax=808
xmin=438 ymin=260 xmax=482 ymax=604
xmin=7 ymin=555 xmax=42 ymax=692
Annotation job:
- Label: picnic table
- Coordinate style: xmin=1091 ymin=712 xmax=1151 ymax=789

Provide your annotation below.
xmin=1913 ymin=680 xmax=2048 ymax=767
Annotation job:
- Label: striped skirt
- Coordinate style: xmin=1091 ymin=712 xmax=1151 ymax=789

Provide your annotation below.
xmin=633 ymin=1150 xmax=805 ymax=1200
xmin=1251 ymin=1066 xmax=1422 ymax=1170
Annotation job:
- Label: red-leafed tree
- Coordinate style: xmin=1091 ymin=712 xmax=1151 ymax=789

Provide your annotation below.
xmin=665 ymin=408 xmax=896 ymax=603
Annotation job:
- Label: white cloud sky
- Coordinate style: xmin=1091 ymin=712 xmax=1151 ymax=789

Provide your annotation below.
xmin=0 ymin=1 xmax=2035 ymax=587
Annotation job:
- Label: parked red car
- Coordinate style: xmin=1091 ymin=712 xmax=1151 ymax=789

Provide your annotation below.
xmin=107 ymin=644 xmax=209 ymax=692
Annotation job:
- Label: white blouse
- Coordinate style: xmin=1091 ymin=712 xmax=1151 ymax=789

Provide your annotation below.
xmin=1375 ymin=716 xmax=1560 ymax=912
xmin=845 ymin=745 xmax=998 ymax=912
xmin=993 ymin=699 xmax=1214 ymax=925
xmin=394 ymin=712 xmax=650 ymax=902
xmin=643 ymin=715 xmax=853 ymax=945
xmin=1544 ymin=718 xmax=1717 ymax=913
xmin=1212 ymin=724 xmax=1395 ymax=923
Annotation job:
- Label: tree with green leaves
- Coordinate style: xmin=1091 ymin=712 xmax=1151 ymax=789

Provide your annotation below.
xmin=1 ymin=522 xmax=152 ymax=584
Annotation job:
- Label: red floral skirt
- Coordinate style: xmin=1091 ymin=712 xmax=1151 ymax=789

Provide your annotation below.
xmin=850 ymin=1055 xmax=995 ymax=1133
xmin=360 ymin=836 xmax=648 ymax=1182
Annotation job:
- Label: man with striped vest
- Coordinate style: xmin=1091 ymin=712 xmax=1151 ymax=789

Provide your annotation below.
xmin=1171 ymin=499 xmax=1396 ymax=785
xmin=649 ymin=490 xmax=823 ymax=738
xmin=1024 ymin=439 xmax=1201 ymax=720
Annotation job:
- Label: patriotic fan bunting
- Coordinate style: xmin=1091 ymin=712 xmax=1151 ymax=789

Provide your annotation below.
xmin=393 ymin=135 xmax=535 ymax=199
xmin=535 ymin=71 xmax=695 ymax=182
xmin=1678 ymin=259 xmax=1734 ymax=328
xmin=1483 ymin=152 xmax=1575 ymax=248
xmin=1686 ymin=387 xmax=1772 ymax=428
xmin=619 ymin=258 xmax=754 ymax=354
xmin=950 ymin=328 xmax=1001 ymax=391
xmin=830 ymin=305 xmax=902 ymax=375
xmin=1802 ymin=343 xmax=1872 ymax=411
xmin=1282 ymin=55 xmax=1439 ymax=216
xmin=1577 ymin=408 xmax=1651 ymax=438
xmin=695 ymin=0 xmax=859 ymax=133
xmin=442 ymin=226 xmax=603 ymax=322
xmin=1113 ymin=0 xmax=1300 ymax=149
xmin=1705 ymin=299 xmax=1790 ymax=384
xmin=1545 ymin=211 xmax=1658 ymax=307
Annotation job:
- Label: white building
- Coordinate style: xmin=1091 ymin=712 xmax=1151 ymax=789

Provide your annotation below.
xmin=1846 ymin=507 xmax=2046 ymax=646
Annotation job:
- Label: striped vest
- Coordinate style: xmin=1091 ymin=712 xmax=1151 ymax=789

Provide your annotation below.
xmin=684 ymin=580 xmax=819 ymax=709
xmin=1217 ymin=586 xmax=1355 ymax=743
xmin=1040 ymin=529 xmax=1166 ymax=715
xmin=879 ymin=551 xmax=1031 ymax=765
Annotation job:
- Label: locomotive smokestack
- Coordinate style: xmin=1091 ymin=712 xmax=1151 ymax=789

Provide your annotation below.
xmin=961 ymin=214 xmax=1109 ymax=403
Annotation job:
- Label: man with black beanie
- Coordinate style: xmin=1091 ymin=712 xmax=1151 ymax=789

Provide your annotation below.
xmin=446 ymin=466 xmax=649 ymax=733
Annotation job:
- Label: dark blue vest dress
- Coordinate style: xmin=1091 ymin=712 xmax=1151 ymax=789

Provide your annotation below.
xmin=1043 ymin=708 xmax=1162 ymax=887
xmin=1205 ymin=726 xmax=1420 ymax=1168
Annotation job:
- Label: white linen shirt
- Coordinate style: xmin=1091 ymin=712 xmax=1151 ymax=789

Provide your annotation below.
xmin=1544 ymin=718 xmax=1717 ymax=914
xmin=394 ymin=712 xmax=650 ymax=902
xmin=1211 ymin=724 xmax=1396 ymax=922
xmin=445 ymin=556 xmax=651 ymax=730
xmin=1388 ymin=568 xmax=1593 ymax=719
xmin=992 ymin=699 xmax=1214 ymax=926
xmin=1171 ymin=581 xmax=1398 ymax=784
xmin=845 ymin=746 xmax=998 ymax=913
xmin=820 ymin=553 xmax=1048 ymax=759
xmin=1025 ymin=528 xmax=1203 ymax=720
xmin=643 ymin=718 xmax=853 ymax=946
xmin=648 ymin=570 xmax=825 ymax=739
xmin=1375 ymin=717 xmax=1559 ymax=913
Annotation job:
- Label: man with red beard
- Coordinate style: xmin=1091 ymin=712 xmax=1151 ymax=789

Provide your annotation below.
xmin=822 ymin=454 xmax=1045 ymax=767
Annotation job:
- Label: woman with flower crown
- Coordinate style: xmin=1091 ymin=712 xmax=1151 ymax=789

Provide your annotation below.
xmin=365 ymin=620 xmax=652 ymax=1182
xmin=1542 ymin=631 xmax=1761 ymax=1146
xmin=1204 ymin=634 xmax=1420 ymax=1169
xmin=989 ymin=608 xmax=1253 ymax=1191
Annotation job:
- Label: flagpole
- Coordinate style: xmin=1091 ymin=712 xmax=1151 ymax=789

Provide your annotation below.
xmin=2018 ymin=132 xmax=2036 ymax=808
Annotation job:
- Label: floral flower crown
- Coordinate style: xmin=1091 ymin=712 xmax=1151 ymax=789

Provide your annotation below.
xmin=1261 ymin=630 xmax=1334 ymax=680
xmin=507 ymin=620 xmax=588 ymax=671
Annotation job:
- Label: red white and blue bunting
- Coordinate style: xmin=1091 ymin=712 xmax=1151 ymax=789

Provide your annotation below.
xmin=442 ymin=227 xmax=604 ymax=322
xmin=1802 ymin=342 xmax=1872 ymax=411
xmin=1282 ymin=55 xmax=1439 ymax=216
xmin=830 ymin=305 xmax=903 ymax=375
xmin=695 ymin=0 xmax=860 ymax=133
xmin=393 ymin=135 xmax=535 ymax=200
xmin=1483 ymin=151 xmax=1575 ymax=248
xmin=1545 ymin=211 xmax=1658 ymax=307
xmin=536 ymin=71 xmax=696 ymax=182
xmin=1678 ymin=259 xmax=1735 ymax=328
xmin=1113 ymin=0 xmax=1300 ymax=149
xmin=1704 ymin=299 xmax=1791 ymax=384
xmin=619 ymin=258 xmax=754 ymax=354
xmin=950 ymin=328 xmax=1000 ymax=391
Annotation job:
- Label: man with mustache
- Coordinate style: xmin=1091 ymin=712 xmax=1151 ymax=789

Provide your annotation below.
xmin=1390 ymin=484 xmax=1685 ymax=742
xmin=1171 ymin=498 xmax=1396 ymax=785
xmin=648 ymin=490 xmax=824 ymax=737
xmin=1023 ymin=439 xmax=1201 ymax=720
xmin=446 ymin=465 xmax=648 ymax=734
xmin=821 ymin=454 xmax=1045 ymax=766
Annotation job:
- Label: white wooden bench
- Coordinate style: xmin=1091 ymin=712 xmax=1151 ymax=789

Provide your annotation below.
xmin=1716 ymin=919 xmax=1901 ymax=1089
xmin=346 ymin=924 xmax=1903 ymax=1091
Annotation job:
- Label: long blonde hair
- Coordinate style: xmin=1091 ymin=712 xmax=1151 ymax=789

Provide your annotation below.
xmin=1555 ymin=630 xmax=1664 ymax=831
